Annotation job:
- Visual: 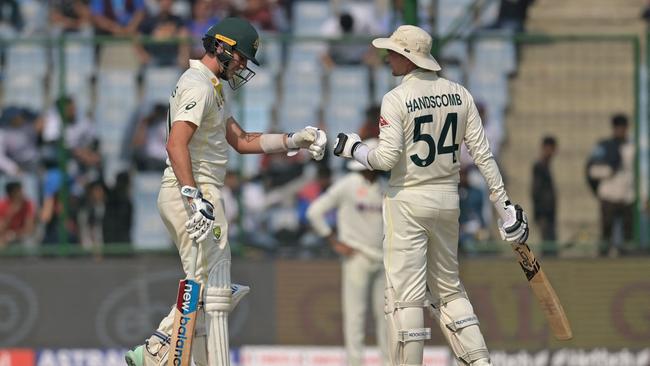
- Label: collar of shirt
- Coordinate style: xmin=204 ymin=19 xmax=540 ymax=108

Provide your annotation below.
xmin=402 ymin=68 xmax=438 ymax=83
xmin=189 ymin=59 xmax=219 ymax=82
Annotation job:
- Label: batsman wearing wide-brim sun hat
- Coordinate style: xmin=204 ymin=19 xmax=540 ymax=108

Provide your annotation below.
xmin=371 ymin=25 xmax=441 ymax=71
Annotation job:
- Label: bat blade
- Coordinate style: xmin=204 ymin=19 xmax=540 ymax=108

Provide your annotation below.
xmin=512 ymin=243 xmax=573 ymax=340
xmin=167 ymin=278 xmax=202 ymax=366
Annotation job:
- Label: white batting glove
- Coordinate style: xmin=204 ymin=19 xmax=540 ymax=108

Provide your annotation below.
xmin=497 ymin=203 xmax=529 ymax=244
xmin=333 ymin=133 xmax=362 ymax=159
xmin=286 ymin=126 xmax=327 ymax=160
xmin=182 ymin=186 xmax=215 ymax=243
xmin=286 ymin=127 xmax=316 ymax=156
xmin=306 ymin=126 xmax=327 ymax=161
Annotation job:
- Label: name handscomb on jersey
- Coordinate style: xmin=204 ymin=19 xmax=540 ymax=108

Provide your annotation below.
xmin=406 ymin=93 xmax=463 ymax=113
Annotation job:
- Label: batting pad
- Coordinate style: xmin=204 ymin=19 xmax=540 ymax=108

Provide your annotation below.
xmin=205 ymin=259 xmax=231 ymax=366
xmin=384 ymin=281 xmax=430 ymax=366
xmin=428 ymin=296 xmax=490 ymax=365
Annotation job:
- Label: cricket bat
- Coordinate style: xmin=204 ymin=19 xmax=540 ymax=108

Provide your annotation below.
xmin=168 ymin=241 xmax=202 ymax=366
xmin=497 ymin=206 xmax=573 ymax=341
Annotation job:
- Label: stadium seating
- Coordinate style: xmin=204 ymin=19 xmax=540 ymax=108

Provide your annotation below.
xmin=327 ymin=66 xmax=370 ymax=107
xmin=291 ymin=1 xmax=332 ymax=36
xmin=132 ymin=171 xmax=170 ymax=249
xmin=142 ymin=66 xmax=182 ymax=106
xmin=499 ymin=0 xmax=644 ymax=244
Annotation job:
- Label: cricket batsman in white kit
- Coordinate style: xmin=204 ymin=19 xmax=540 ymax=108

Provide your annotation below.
xmin=334 ymin=25 xmax=529 ymax=366
xmin=125 ymin=17 xmax=327 ymax=366
xmin=307 ymin=139 xmax=389 ymax=366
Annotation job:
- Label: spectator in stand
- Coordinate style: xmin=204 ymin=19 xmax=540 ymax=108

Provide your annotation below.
xmin=0 ymin=107 xmax=41 ymax=176
xmin=0 ymin=131 xmax=19 ymax=177
xmin=103 ymin=171 xmax=133 ymax=244
xmin=586 ymin=114 xmax=635 ymax=257
xmin=41 ymin=96 xmax=102 ymax=191
xmin=77 ymin=179 xmax=107 ymax=251
xmin=2 ymin=107 xmax=42 ymax=172
xmin=531 ymin=136 xmax=557 ymax=253
xmin=136 ymin=0 xmax=190 ymax=67
xmin=0 ymin=181 xmax=36 ymax=247
xmin=297 ymin=165 xmax=332 ymax=239
xmin=0 ymin=0 xmax=22 ymax=37
xmin=240 ymin=0 xmax=281 ymax=31
xmin=187 ymin=0 xmax=223 ymax=58
xmin=39 ymin=167 xmax=79 ymax=245
xmin=49 ymin=0 xmax=92 ymax=34
xmin=490 ymin=0 xmax=535 ymax=33
xmin=642 ymin=0 xmax=650 ymax=23
xmin=90 ymin=0 xmax=146 ymax=36
xmin=131 ymin=103 xmax=168 ymax=171
xmin=320 ymin=12 xmax=377 ymax=70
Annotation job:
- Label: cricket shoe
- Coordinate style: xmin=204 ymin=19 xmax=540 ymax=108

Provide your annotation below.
xmin=125 ymin=284 xmax=249 ymax=365
xmin=125 ymin=331 xmax=170 ymax=366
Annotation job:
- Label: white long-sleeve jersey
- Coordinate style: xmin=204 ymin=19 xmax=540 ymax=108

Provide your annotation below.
xmin=368 ymin=69 xmax=508 ymax=205
xmin=307 ymin=173 xmax=384 ymax=261
xmin=161 ymin=60 xmax=232 ymax=188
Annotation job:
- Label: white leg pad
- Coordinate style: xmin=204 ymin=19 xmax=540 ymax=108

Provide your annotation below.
xmin=427 ymin=294 xmax=490 ymax=365
xmin=205 ymin=259 xmax=232 ymax=366
xmin=468 ymin=359 xmax=492 ymax=366
xmin=385 ymin=282 xmax=430 ymax=366
xmin=230 ymin=283 xmax=250 ymax=311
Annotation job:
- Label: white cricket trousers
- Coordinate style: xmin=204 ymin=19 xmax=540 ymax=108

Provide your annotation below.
xmin=155 ymin=184 xmax=231 ymax=365
xmin=342 ymin=252 xmax=388 ymax=366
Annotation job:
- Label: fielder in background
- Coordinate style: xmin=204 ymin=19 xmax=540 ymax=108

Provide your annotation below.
xmin=307 ymin=139 xmax=388 ymax=366
xmin=125 ymin=17 xmax=327 ymax=366
xmin=333 ymin=25 xmax=529 ymax=366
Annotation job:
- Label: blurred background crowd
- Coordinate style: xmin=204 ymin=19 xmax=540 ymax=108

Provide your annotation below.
xmin=0 ymin=0 xmax=647 ymax=258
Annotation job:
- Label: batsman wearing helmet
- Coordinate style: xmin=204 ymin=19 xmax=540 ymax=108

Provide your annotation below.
xmin=334 ymin=25 xmax=529 ymax=366
xmin=125 ymin=17 xmax=327 ymax=366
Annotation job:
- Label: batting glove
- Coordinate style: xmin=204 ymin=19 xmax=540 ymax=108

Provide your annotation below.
xmin=333 ymin=133 xmax=362 ymax=159
xmin=497 ymin=203 xmax=529 ymax=244
xmin=306 ymin=126 xmax=327 ymax=161
xmin=286 ymin=126 xmax=327 ymax=160
xmin=182 ymin=186 xmax=215 ymax=243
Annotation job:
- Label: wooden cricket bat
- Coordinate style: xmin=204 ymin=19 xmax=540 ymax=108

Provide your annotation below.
xmin=497 ymin=206 xmax=573 ymax=341
xmin=168 ymin=241 xmax=202 ymax=366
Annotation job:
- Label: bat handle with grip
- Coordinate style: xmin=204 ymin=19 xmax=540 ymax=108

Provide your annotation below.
xmin=187 ymin=240 xmax=199 ymax=281
xmin=333 ymin=133 xmax=348 ymax=156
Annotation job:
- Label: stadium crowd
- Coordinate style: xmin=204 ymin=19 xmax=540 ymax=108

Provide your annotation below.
xmin=0 ymin=0 xmax=640 ymax=258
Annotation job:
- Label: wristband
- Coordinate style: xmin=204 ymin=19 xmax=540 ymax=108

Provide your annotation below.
xmin=181 ymin=185 xmax=201 ymax=199
xmin=260 ymin=133 xmax=289 ymax=153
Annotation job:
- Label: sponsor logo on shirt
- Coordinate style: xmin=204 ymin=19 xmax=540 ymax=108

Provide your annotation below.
xmin=379 ymin=116 xmax=390 ymax=127
xmin=185 ymin=101 xmax=197 ymax=111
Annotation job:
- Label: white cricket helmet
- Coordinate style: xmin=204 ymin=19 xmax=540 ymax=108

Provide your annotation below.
xmin=347 ymin=138 xmax=379 ymax=171
xmin=372 ymin=25 xmax=441 ymax=71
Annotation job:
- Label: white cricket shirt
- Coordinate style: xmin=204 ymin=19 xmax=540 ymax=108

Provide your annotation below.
xmin=162 ymin=60 xmax=232 ymax=188
xmin=368 ymin=69 xmax=508 ymax=204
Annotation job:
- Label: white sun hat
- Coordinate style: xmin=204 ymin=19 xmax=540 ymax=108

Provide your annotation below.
xmin=347 ymin=138 xmax=379 ymax=171
xmin=372 ymin=25 xmax=441 ymax=72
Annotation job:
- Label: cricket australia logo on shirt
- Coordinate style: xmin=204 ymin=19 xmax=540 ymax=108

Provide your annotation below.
xmin=213 ymin=226 xmax=222 ymax=240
